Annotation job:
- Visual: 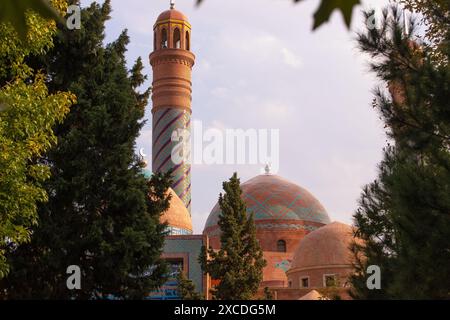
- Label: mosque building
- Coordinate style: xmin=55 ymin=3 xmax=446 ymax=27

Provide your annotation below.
xmin=147 ymin=3 xmax=357 ymax=300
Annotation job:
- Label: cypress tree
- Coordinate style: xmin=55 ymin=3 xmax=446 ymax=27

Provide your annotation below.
xmin=350 ymin=6 xmax=450 ymax=299
xmin=200 ymin=173 xmax=266 ymax=300
xmin=1 ymin=0 xmax=169 ymax=299
xmin=176 ymin=269 xmax=203 ymax=300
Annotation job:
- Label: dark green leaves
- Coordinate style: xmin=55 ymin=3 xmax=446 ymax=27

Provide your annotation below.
xmin=350 ymin=6 xmax=450 ymax=300
xmin=0 ymin=100 xmax=7 ymax=112
xmin=0 ymin=0 xmax=61 ymax=40
xmin=196 ymin=0 xmax=360 ymax=30
xmin=308 ymin=0 xmax=360 ymax=30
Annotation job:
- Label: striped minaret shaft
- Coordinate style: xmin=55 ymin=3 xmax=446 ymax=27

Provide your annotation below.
xmin=150 ymin=8 xmax=195 ymax=213
xmin=152 ymin=109 xmax=192 ymax=211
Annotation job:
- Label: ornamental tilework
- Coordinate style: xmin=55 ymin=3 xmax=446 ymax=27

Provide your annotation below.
xmin=205 ymin=175 xmax=331 ymax=230
xmin=153 ymin=108 xmax=191 ymax=213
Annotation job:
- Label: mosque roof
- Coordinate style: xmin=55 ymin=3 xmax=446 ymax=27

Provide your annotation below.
xmin=161 ymin=188 xmax=193 ymax=234
xmin=204 ymin=174 xmax=331 ymax=233
xmin=156 ymin=8 xmax=189 ymax=23
xmin=290 ymin=222 xmax=354 ymax=270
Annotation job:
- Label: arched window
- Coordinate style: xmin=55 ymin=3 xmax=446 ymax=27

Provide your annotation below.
xmin=277 ymin=240 xmax=286 ymax=252
xmin=161 ymin=28 xmax=168 ymax=49
xmin=173 ymin=28 xmax=181 ymax=49
xmin=185 ymin=31 xmax=190 ymax=51
xmin=153 ymin=31 xmax=157 ymax=50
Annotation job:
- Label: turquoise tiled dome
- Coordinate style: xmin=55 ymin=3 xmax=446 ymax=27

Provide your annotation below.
xmin=204 ymin=174 xmax=330 ymax=232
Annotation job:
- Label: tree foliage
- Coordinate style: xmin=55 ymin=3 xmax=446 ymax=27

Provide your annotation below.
xmin=0 ymin=0 xmax=74 ymax=279
xmin=263 ymin=287 xmax=274 ymax=300
xmin=176 ymin=269 xmax=203 ymax=300
xmin=350 ymin=6 xmax=450 ymax=299
xmin=199 ymin=173 xmax=266 ymax=300
xmin=0 ymin=0 xmax=62 ymax=41
xmin=400 ymin=0 xmax=450 ymax=58
xmin=1 ymin=0 xmax=168 ymax=299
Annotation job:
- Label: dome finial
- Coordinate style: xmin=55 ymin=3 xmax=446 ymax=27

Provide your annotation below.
xmin=264 ymin=163 xmax=272 ymax=175
xmin=170 ymin=0 xmax=175 ymax=9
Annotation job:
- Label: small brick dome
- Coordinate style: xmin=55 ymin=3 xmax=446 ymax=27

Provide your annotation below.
xmin=156 ymin=9 xmax=189 ymax=23
xmin=160 ymin=188 xmax=193 ymax=235
xmin=290 ymin=222 xmax=354 ymax=270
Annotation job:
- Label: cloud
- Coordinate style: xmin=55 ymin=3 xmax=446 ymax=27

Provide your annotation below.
xmin=191 ymin=210 xmax=210 ymax=234
xmin=208 ymin=120 xmax=228 ymax=131
xmin=198 ymin=59 xmax=212 ymax=72
xmin=262 ymin=101 xmax=294 ymax=120
xmin=217 ymin=31 xmax=303 ymax=70
xmin=211 ymin=87 xmax=229 ymax=98
xmin=281 ymin=48 xmax=303 ymax=69
xmin=82 ymin=0 xmax=389 ymax=229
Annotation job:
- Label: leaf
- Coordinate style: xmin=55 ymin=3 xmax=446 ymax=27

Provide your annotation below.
xmin=310 ymin=0 xmax=360 ymax=30
xmin=0 ymin=101 xmax=8 ymax=112
xmin=0 ymin=0 xmax=62 ymax=40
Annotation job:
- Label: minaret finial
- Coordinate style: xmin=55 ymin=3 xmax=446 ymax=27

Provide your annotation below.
xmin=170 ymin=0 xmax=175 ymax=9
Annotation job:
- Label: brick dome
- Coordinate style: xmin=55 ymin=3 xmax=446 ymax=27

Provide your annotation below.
xmin=144 ymin=167 xmax=192 ymax=234
xmin=290 ymin=222 xmax=354 ymax=270
xmin=156 ymin=8 xmax=189 ymax=23
xmin=287 ymin=222 xmax=356 ymax=290
xmin=160 ymin=188 xmax=193 ymax=235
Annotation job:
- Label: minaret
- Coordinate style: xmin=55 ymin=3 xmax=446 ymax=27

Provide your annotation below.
xmin=150 ymin=3 xmax=195 ymax=213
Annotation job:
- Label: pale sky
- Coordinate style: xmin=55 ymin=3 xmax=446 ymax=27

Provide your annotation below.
xmin=81 ymin=0 xmax=391 ymax=233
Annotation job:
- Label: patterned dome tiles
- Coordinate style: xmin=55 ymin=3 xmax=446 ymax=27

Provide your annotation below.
xmin=204 ymin=175 xmax=331 ymax=231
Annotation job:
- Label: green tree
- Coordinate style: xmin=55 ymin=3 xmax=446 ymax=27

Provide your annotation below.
xmin=263 ymin=287 xmax=274 ymax=300
xmin=319 ymin=278 xmax=342 ymax=300
xmin=199 ymin=173 xmax=266 ymax=300
xmin=176 ymin=268 xmax=203 ymax=300
xmin=0 ymin=0 xmax=74 ymax=279
xmin=0 ymin=0 xmax=61 ymax=40
xmin=400 ymin=0 xmax=450 ymax=59
xmin=1 ymin=0 xmax=168 ymax=299
xmin=350 ymin=6 xmax=450 ymax=299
